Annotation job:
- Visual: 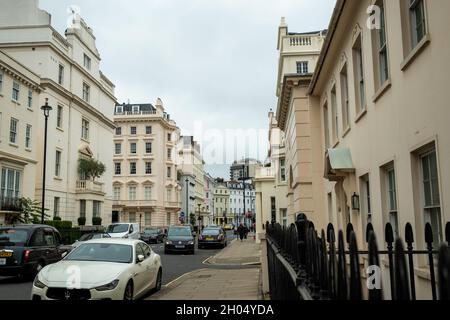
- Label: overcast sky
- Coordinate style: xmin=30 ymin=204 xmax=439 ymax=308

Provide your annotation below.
xmin=40 ymin=0 xmax=336 ymax=179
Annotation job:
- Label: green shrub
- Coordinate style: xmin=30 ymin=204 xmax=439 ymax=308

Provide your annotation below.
xmin=45 ymin=220 xmax=73 ymax=229
xmin=53 ymin=216 xmax=62 ymax=221
xmin=92 ymin=217 xmax=102 ymax=226
xmin=78 ymin=217 xmax=86 ymax=226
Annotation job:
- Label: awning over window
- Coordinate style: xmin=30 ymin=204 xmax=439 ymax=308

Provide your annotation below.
xmin=324 ymin=148 xmax=355 ymax=181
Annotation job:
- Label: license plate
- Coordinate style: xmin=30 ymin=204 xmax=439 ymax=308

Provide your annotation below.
xmin=206 ymin=237 xmax=214 ymax=241
xmin=0 ymin=259 xmax=6 ymax=265
xmin=175 ymin=245 xmax=185 ymax=249
xmin=0 ymin=251 xmax=12 ymax=258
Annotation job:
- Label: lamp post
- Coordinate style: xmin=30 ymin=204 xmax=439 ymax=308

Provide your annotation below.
xmin=40 ymin=99 xmax=52 ymax=224
xmin=197 ymin=203 xmax=202 ymax=234
xmin=185 ymin=178 xmax=189 ymax=224
xmin=239 ymin=177 xmax=251 ymax=228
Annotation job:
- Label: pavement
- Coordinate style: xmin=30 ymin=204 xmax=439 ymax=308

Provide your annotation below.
xmin=148 ymin=234 xmax=262 ymax=300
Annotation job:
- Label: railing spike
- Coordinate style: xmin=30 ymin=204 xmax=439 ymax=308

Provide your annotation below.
xmin=445 ymin=222 xmax=450 ymax=245
xmin=327 ymin=223 xmax=334 ymax=243
xmin=366 ymin=223 xmax=375 ymax=243
xmin=385 ymin=223 xmax=394 ymax=244
xmin=425 ymin=223 xmax=434 ymax=245
xmin=346 ymin=223 xmax=354 ymax=244
xmin=349 ymin=231 xmax=362 ymax=300
xmin=405 ymin=223 xmax=414 ymax=245
xmin=394 ymin=239 xmax=411 ymax=300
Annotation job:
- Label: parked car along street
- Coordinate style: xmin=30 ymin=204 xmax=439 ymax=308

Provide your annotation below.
xmin=140 ymin=228 xmax=165 ymax=244
xmin=31 ymin=239 xmax=162 ymax=300
xmin=106 ymin=223 xmax=140 ymax=239
xmin=198 ymin=227 xmax=227 ymax=249
xmin=165 ymin=226 xmax=195 ymax=255
xmin=0 ymin=225 xmax=72 ymax=279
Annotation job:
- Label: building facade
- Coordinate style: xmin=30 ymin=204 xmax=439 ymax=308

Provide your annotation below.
xmin=308 ymin=0 xmax=450 ymax=299
xmin=177 ymin=136 xmax=206 ymax=227
xmin=203 ymin=172 xmax=215 ymax=226
xmin=227 ymin=181 xmax=256 ymax=227
xmin=0 ymin=50 xmax=41 ymax=225
xmin=112 ymin=99 xmax=181 ymax=230
xmin=0 ymin=0 xmax=117 ymax=226
xmin=213 ymin=180 xmax=230 ymax=225
xmin=275 ymin=18 xmax=327 ymax=229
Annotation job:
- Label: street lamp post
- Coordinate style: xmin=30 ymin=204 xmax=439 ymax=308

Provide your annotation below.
xmin=185 ymin=178 xmax=189 ymax=224
xmin=197 ymin=203 xmax=202 ymax=234
xmin=40 ymin=99 xmax=52 ymax=224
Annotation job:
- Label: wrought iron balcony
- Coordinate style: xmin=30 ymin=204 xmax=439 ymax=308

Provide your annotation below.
xmin=0 ymin=196 xmax=22 ymax=212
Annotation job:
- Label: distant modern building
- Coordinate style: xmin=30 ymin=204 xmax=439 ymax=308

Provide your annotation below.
xmin=0 ymin=50 xmax=41 ymax=225
xmin=230 ymin=158 xmax=261 ymax=181
xmin=112 ymin=99 xmax=181 ymax=229
xmin=0 ymin=0 xmax=117 ymax=226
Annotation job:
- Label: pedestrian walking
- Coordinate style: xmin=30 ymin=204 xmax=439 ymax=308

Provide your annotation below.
xmin=237 ymin=223 xmax=246 ymax=242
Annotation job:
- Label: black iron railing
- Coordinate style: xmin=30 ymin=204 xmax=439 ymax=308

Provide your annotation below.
xmin=266 ymin=214 xmax=450 ymax=300
xmin=0 ymin=195 xmax=21 ymax=212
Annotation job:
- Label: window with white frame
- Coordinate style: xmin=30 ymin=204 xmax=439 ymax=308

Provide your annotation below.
xmin=375 ymin=0 xmax=390 ymax=86
xmin=145 ymin=162 xmax=152 ymax=175
xmin=167 ymin=148 xmax=172 ymax=160
xmin=280 ymin=209 xmax=287 ymax=227
xmin=9 ymin=118 xmax=18 ymax=144
xmin=114 ymin=162 xmax=121 ymax=175
xmin=146 ymin=126 xmax=152 ymax=135
xmin=353 ymin=35 xmax=366 ymax=112
xmin=115 ymin=127 xmax=122 ymax=135
xmin=145 ymin=212 xmax=152 ymax=225
xmin=166 ymin=213 xmax=171 ymax=225
xmin=145 ymin=142 xmax=152 ymax=154
xmin=57 ymin=105 xmax=63 ymax=128
xmin=421 ymin=149 xmax=442 ymax=244
xmin=360 ymin=174 xmax=372 ymax=220
xmin=113 ymin=186 xmax=121 ymax=200
xmin=280 ymin=158 xmax=286 ymax=182
xmin=93 ymin=201 xmax=101 ymax=218
xmin=80 ymin=200 xmax=86 ymax=218
xmin=58 ymin=64 xmax=64 ymax=85
xmin=340 ymin=64 xmax=350 ymax=131
xmin=115 ymin=143 xmax=122 ymax=155
xmin=144 ymin=186 xmax=152 ymax=200
xmin=83 ymin=54 xmax=91 ymax=70
xmin=0 ymin=71 xmax=3 ymax=93
xmin=129 ymin=212 xmax=136 ymax=223
xmin=132 ymin=105 xmax=140 ymax=114
xmin=1 ymin=168 xmax=21 ymax=199
xmin=81 ymin=119 xmax=90 ymax=140
xmin=53 ymin=197 xmax=60 ymax=218
xmin=82 ymin=83 xmax=90 ymax=102
xmin=167 ymin=166 xmax=172 ymax=179
xmin=323 ymin=103 xmax=330 ymax=149
xmin=55 ymin=150 xmax=62 ymax=177
xmin=116 ymin=105 xmax=123 ymax=114
xmin=330 ymin=86 xmax=339 ymax=143
xmin=27 ymin=90 xmax=33 ymax=109
xmin=296 ymin=61 xmax=309 ymax=75
xmin=130 ymin=142 xmax=137 ymax=154
xmin=25 ymin=124 xmax=32 ymax=149
xmin=129 ymin=186 xmax=137 ymax=201
xmin=386 ymin=166 xmax=399 ymax=237
xmin=409 ymin=0 xmax=426 ymax=48
xmin=130 ymin=127 xmax=137 ymax=135
xmin=12 ymin=81 xmax=20 ymax=101
xmin=130 ymin=162 xmax=137 ymax=175
xmin=167 ymin=189 xmax=172 ymax=202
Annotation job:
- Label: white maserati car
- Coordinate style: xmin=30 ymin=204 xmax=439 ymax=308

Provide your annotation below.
xmin=31 ymin=239 xmax=162 ymax=300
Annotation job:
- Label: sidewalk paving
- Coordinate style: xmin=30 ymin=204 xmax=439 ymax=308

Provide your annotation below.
xmin=148 ymin=235 xmax=262 ymax=300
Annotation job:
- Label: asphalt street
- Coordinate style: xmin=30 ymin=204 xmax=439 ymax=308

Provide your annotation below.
xmin=0 ymin=231 xmax=237 ymax=300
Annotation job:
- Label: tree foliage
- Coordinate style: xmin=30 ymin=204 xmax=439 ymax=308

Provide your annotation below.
xmin=4 ymin=198 xmax=49 ymax=225
xmin=78 ymin=157 xmax=106 ymax=181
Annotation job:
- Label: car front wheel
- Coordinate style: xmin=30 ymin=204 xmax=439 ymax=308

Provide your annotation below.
xmin=124 ymin=281 xmax=134 ymax=301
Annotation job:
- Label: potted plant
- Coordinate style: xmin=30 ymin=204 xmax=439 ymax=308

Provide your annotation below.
xmin=78 ymin=216 xmax=86 ymax=226
xmin=92 ymin=216 xmax=102 ymax=226
xmin=78 ymin=157 xmax=106 ymax=181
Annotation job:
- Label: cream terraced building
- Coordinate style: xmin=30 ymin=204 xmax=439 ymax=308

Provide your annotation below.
xmin=0 ymin=0 xmax=117 ymax=226
xmin=307 ymin=0 xmax=450 ymax=299
xmin=112 ymin=100 xmax=181 ymax=229
xmin=0 ymin=50 xmax=41 ymax=225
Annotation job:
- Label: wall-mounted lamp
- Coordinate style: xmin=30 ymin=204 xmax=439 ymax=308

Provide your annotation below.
xmin=351 ymin=193 xmax=360 ymax=211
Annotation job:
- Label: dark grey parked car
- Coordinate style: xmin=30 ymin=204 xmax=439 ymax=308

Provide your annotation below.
xmin=140 ymin=228 xmax=165 ymax=244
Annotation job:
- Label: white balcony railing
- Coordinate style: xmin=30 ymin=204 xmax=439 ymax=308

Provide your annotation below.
xmin=288 ymin=35 xmax=312 ymax=47
xmin=76 ymin=180 xmax=105 ymax=193
xmin=113 ymin=200 xmax=157 ymax=207
xmin=255 ymin=167 xmax=275 ymax=179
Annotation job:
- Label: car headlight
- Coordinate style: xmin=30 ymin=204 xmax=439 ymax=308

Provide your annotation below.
xmin=166 ymin=240 xmax=172 ymax=245
xmin=33 ymin=277 xmax=46 ymax=289
xmin=95 ymin=280 xmax=120 ymax=292
xmin=188 ymin=241 xmax=194 ymax=245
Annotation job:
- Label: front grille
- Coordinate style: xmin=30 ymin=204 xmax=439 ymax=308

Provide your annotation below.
xmin=46 ymin=288 xmax=91 ymax=300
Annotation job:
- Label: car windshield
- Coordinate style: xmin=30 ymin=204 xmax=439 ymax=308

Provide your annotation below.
xmin=78 ymin=234 xmax=92 ymax=242
xmin=66 ymin=243 xmax=133 ymax=264
xmin=202 ymin=229 xmax=220 ymax=236
xmin=92 ymin=234 xmax=109 ymax=239
xmin=106 ymin=224 xmax=129 ymax=234
xmin=168 ymin=227 xmax=191 ymax=237
xmin=0 ymin=229 xmax=29 ymax=246
xmin=144 ymin=229 xmax=158 ymax=234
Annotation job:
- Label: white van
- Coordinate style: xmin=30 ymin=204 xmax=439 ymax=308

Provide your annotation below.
xmin=106 ymin=223 xmax=140 ymax=239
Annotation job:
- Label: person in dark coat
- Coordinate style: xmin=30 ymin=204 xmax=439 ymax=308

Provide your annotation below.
xmin=237 ymin=223 xmax=246 ymax=242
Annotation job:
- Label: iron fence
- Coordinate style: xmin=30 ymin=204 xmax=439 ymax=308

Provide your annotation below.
xmin=266 ymin=214 xmax=450 ymax=300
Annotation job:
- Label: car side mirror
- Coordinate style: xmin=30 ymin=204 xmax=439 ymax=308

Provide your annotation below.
xmin=137 ymin=255 xmax=145 ymax=263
